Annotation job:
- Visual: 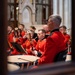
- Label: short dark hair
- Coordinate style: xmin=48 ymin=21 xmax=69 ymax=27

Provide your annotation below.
xmin=38 ymin=29 xmax=46 ymax=33
xmin=8 ymin=25 xmax=14 ymax=29
xmin=20 ymin=24 xmax=25 ymax=28
xmin=30 ymin=26 xmax=36 ymax=30
xmin=59 ymin=26 xmax=67 ymax=29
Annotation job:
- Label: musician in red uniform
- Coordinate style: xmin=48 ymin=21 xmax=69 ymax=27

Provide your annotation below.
xmin=7 ymin=25 xmax=14 ymax=43
xmin=22 ymin=32 xmax=37 ymax=55
xmin=34 ymin=29 xmax=46 ymax=57
xmin=7 ymin=25 xmax=14 ymax=55
xmin=13 ymin=28 xmax=23 ymax=45
xmin=10 ymin=28 xmax=24 ymax=55
xmin=35 ymin=15 xmax=66 ymax=65
xmin=18 ymin=24 xmax=26 ymax=37
xmin=59 ymin=26 xmax=70 ymax=48
xmin=29 ymin=26 xmax=38 ymax=41
xmin=43 ymin=25 xmax=51 ymax=35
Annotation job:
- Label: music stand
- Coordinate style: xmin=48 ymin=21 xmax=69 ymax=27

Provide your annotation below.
xmin=11 ymin=42 xmax=26 ymax=54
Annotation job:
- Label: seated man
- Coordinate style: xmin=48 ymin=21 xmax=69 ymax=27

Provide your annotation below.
xmin=35 ymin=15 xmax=67 ymax=65
xmin=18 ymin=24 xmax=26 ymax=37
xmin=29 ymin=26 xmax=38 ymax=41
xmin=33 ymin=29 xmax=46 ymax=57
xmin=59 ymin=25 xmax=71 ymax=48
xmin=43 ymin=24 xmax=51 ymax=37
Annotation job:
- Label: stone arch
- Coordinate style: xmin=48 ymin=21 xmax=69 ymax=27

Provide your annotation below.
xmin=22 ymin=5 xmax=34 ymax=26
xmin=22 ymin=2 xmax=35 ymax=14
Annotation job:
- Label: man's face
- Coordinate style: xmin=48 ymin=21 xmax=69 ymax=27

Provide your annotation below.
xmin=47 ymin=18 xmax=54 ymax=31
xmin=37 ymin=31 xmax=45 ymax=40
xmin=43 ymin=25 xmax=49 ymax=32
xmin=18 ymin=25 xmax=24 ymax=30
xmin=30 ymin=28 xmax=35 ymax=32
xmin=26 ymin=33 xmax=31 ymax=40
xmin=59 ymin=28 xmax=66 ymax=34
xmin=7 ymin=26 xmax=12 ymax=32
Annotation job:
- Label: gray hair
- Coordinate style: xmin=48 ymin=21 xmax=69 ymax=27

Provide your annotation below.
xmin=49 ymin=15 xmax=62 ymax=25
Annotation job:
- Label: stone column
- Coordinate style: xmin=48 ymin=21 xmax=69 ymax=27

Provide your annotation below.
xmin=32 ymin=0 xmax=36 ymax=25
xmin=53 ymin=0 xmax=59 ymax=14
xmin=68 ymin=0 xmax=71 ymax=35
xmin=59 ymin=0 xmax=64 ymax=25
xmin=64 ymin=0 xmax=71 ymax=34
xmin=18 ymin=0 xmax=22 ymax=24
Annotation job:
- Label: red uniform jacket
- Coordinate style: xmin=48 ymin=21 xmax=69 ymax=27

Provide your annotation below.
xmin=7 ymin=32 xmax=14 ymax=42
xmin=22 ymin=39 xmax=37 ymax=55
xmin=8 ymin=36 xmax=23 ymax=55
xmin=7 ymin=32 xmax=14 ymax=54
xmin=11 ymin=48 xmax=20 ymax=55
xmin=63 ymin=33 xmax=70 ymax=46
xmin=38 ymin=29 xmax=66 ymax=65
xmin=36 ymin=39 xmax=46 ymax=55
xmin=10 ymin=37 xmax=24 ymax=55
xmin=13 ymin=37 xmax=24 ymax=45
xmin=46 ymin=31 xmax=50 ymax=35
xmin=21 ymin=31 xmax=26 ymax=37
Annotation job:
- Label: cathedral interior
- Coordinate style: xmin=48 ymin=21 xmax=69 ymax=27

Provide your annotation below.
xmin=8 ymin=0 xmax=71 ymax=34
xmin=0 ymin=0 xmax=75 ymax=75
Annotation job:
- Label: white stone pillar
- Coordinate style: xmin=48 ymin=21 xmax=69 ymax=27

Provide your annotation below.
xmin=64 ymin=0 xmax=68 ymax=28
xmin=59 ymin=0 xmax=64 ymax=25
xmin=32 ymin=0 xmax=36 ymax=25
xmin=68 ymin=0 xmax=71 ymax=35
xmin=33 ymin=0 xmax=35 ymax=11
xmin=18 ymin=0 xmax=22 ymax=24
xmin=53 ymin=0 xmax=59 ymax=14
xmin=64 ymin=0 xmax=71 ymax=34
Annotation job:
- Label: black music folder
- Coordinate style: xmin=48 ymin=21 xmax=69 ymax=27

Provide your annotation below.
xmin=11 ymin=42 xmax=26 ymax=53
